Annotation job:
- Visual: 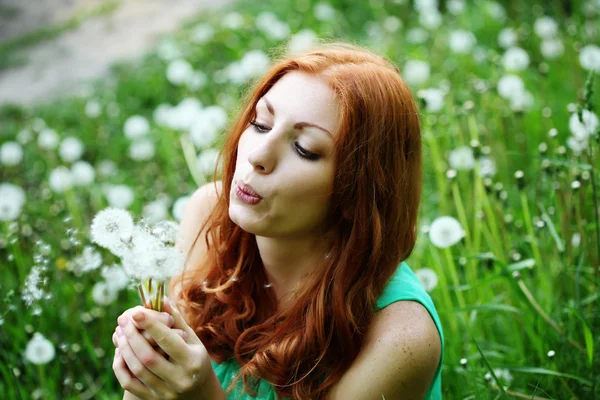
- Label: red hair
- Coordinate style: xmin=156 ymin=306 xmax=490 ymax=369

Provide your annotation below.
xmin=169 ymin=39 xmax=422 ymax=399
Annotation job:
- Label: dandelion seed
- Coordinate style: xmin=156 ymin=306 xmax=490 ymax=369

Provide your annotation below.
xmin=71 ymin=161 xmax=95 ymax=186
xmin=91 ymin=281 xmax=118 ymax=305
xmin=103 ymin=184 xmax=135 ymax=209
xmin=569 ymin=110 xmax=598 ymax=140
xmin=547 ymin=350 xmax=555 ymax=359
xmin=72 ymin=246 xmax=103 ymax=273
xmin=428 ymin=216 xmax=465 ymax=248
xmin=579 ymin=44 xmax=600 ymax=72
xmin=502 ymin=47 xmax=530 ymax=71
xmin=24 ymin=333 xmax=55 ymax=365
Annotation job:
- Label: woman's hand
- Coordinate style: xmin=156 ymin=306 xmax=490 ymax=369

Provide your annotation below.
xmin=112 ymin=298 xmax=214 ymax=400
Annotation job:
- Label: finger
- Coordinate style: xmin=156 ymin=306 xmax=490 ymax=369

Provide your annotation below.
xmin=113 ymin=329 xmax=118 ymax=348
xmin=162 ymin=297 xmax=199 ymax=342
xmin=116 ymin=328 xmax=171 ymax=396
xmin=142 ymin=328 xmax=188 ymax=345
xmin=118 ymin=317 xmax=176 ymax=380
xmin=127 ymin=309 xmax=190 ymax=364
xmin=120 ymin=306 xmax=175 ymax=329
xmin=113 ymin=347 xmax=156 ymax=399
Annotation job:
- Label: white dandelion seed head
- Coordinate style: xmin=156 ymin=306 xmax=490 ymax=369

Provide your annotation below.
xmin=448 ymin=30 xmax=477 ymax=54
xmin=71 ymin=161 xmax=96 ymax=186
xmin=448 ymin=146 xmax=475 ymax=171
xmin=403 ymin=60 xmax=431 ymax=86
xmin=129 ymin=138 xmax=155 ymax=161
xmin=90 ymin=207 xmax=135 ymax=255
xmin=429 ymin=216 xmax=466 ymax=248
xmin=287 ymin=29 xmax=319 ymax=57
xmin=222 ymin=11 xmax=244 ymax=30
xmin=187 ymin=71 xmax=208 ymax=91
xmin=510 ymin=90 xmax=534 ymax=112
xmin=419 ymin=9 xmax=442 ymax=30
xmin=534 ymin=16 xmax=558 ymax=39
xmin=502 ymin=47 xmax=530 ymax=71
xmin=498 ymin=27 xmax=518 ymax=49
xmin=0 ymin=183 xmax=26 ymax=222
xmin=497 ymin=74 xmax=525 ymax=100
xmin=417 ymin=88 xmax=445 ymax=112
xmin=172 ymin=195 xmax=191 ymax=222
xmin=447 ymin=0 xmax=466 ymax=15
xmin=59 ymin=137 xmax=84 ymax=163
xmin=414 ymin=0 xmax=438 ymax=12
xmin=492 ymin=368 xmax=514 ymax=385
xmin=569 ymin=110 xmax=599 ymax=140
xmin=24 ymin=333 xmax=55 ymax=365
xmin=485 ymin=2 xmax=506 ymax=22
xmin=383 ymin=16 xmax=402 ymax=33
xmin=101 ymin=264 xmax=131 ymax=292
xmin=72 ymin=246 xmax=103 ymax=274
xmin=103 ymin=184 xmax=135 ymax=209
xmin=477 ymin=157 xmax=497 ymax=177
xmin=157 ymin=38 xmax=182 ymax=61
xmin=96 ymin=160 xmax=117 ymax=178
xmin=579 ymin=44 xmax=600 ymax=72
xmin=85 ymin=100 xmax=102 ymax=118
xmin=151 ymin=220 xmax=181 ymax=246
xmin=415 ymin=268 xmax=439 ymax=292
xmin=37 ymin=128 xmax=60 ymax=150
xmin=49 ymin=166 xmax=74 ymax=193
xmin=124 ymin=115 xmax=150 ymax=139
xmin=197 ymin=148 xmax=221 ymax=176
xmin=190 ymin=22 xmax=215 ymax=44
xmin=406 ymin=27 xmax=429 ymax=44
xmin=541 ymin=39 xmax=564 ymax=59
xmin=167 ymin=59 xmax=194 ymax=86
xmin=0 ymin=141 xmax=23 ymax=166
xmin=143 ymin=200 xmax=169 ymax=224
xmin=91 ymin=281 xmax=118 ymax=305
xmin=566 ymin=136 xmax=588 ymax=155
xmin=314 ymin=2 xmax=336 ymax=21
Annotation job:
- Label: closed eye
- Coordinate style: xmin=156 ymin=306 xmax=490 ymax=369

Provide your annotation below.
xmin=249 ymin=120 xmax=321 ymax=161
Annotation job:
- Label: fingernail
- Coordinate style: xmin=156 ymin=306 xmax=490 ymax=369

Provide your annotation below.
xmin=132 ymin=312 xmax=145 ymax=322
xmin=118 ymin=315 xmax=128 ymax=327
xmin=117 ymin=326 xmax=124 ymax=336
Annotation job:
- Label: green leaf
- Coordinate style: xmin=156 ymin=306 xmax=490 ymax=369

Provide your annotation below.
xmin=456 ymin=304 xmax=521 ymax=314
xmin=506 ymin=367 xmax=593 ymax=386
xmin=565 ymin=305 xmax=594 ymax=367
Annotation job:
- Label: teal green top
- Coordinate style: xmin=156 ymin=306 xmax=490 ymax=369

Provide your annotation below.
xmin=210 ymin=262 xmax=444 ymax=399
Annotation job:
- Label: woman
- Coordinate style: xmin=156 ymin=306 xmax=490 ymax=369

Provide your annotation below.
xmin=112 ymin=40 xmax=444 ymax=400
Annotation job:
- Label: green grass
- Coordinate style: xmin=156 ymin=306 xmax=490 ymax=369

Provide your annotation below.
xmin=1 ymin=0 xmax=599 ymax=399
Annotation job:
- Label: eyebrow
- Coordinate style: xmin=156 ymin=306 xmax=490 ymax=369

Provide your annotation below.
xmin=259 ymin=97 xmax=332 ymax=137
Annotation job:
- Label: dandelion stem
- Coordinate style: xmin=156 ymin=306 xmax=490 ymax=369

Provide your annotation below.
xmin=138 ymin=284 xmax=147 ymax=306
xmin=520 ymin=192 xmax=543 ymax=269
xmin=488 ymin=382 xmax=550 ymax=400
xmin=443 ymin=247 xmax=465 ymax=309
xmin=585 ymin=142 xmax=600 ymax=276
xmin=516 ymin=279 xmax=586 ymax=354
xmin=37 ymin=364 xmax=47 ymax=400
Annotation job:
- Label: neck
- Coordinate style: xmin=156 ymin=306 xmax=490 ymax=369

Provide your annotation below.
xmin=255 ymin=233 xmax=332 ymax=311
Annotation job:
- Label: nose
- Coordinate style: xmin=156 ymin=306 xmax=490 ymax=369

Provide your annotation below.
xmin=247 ymin=131 xmax=282 ymax=174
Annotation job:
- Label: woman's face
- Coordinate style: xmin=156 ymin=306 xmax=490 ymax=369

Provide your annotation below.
xmin=230 ymin=71 xmax=340 ymax=238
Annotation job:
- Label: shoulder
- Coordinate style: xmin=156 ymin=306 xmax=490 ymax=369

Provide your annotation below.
xmin=328 ymin=300 xmax=441 ymax=400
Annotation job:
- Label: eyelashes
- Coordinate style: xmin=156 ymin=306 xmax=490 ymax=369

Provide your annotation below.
xmin=248 ymin=120 xmax=320 ymax=161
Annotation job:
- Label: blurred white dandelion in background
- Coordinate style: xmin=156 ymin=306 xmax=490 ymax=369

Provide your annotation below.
xmin=59 ymin=137 xmax=84 ymax=163
xmin=429 ymin=216 xmax=466 ymax=248
xmin=24 ymin=333 xmax=55 ymax=365
xmin=172 ymin=195 xmax=191 ymax=222
xmin=221 ymin=11 xmax=244 ymax=30
xmin=415 ymin=268 xmax=439 ymax=292
xmin=49 ymin=166 xmax=74 ymax=193
xmin=498 ymin=27 xmax=518 ymax=48
xmin=129 ymin=138 xmax=155 ymax=161
xmin=124 ymin=115 xmax=150 ymax=139
xmin=85 ymin=99 xmax=102 ymax=118
xmin=287 ymin=29 xmax=319 ymax=56
xmin=166 ymin=58 xmax=194 ymax=86
xmin=71 ymin=246 xmax=103 ymax=274
xmin=417 ymin=88 xmax=445 ymax=112
xmin=313 ymin=2 xmax=336 ymax=21
xmin=578 ymin=44 xmax=600 ymax=72
xmin=102 ymin=184 xmax=134 ymax=209
xmin=448 ymin=30 xmax=476 ymax=54
xmin=71 ymin=161 xmax=96 ymax=186
xmin=0 ymin=183 xmax=26 ymax=222
xmin=37 ymin=128 xmax=60 ymax=150
xmin=190 ymin=22 xmax=215 ymax=44
xmin=534 ymin=16 xmax=558 ymax=39
xmin=0 ymin=141 xmax=23 ymax=166
xmin=197 ymin=148 xmax=221 ymax=176
xmin=91 ymin=281 xmax=118 ymax=305
xmin=569 ymin=110 xmax=599 ymax=140
xmin=448 ymin=146 xmax=475 ymax=171
xmin=502 ymin=47 xmax=530 ymax=71
xmin=541 ymin=39 xmax=564 ymax=59
xmin=403 ymin=60 xmax=431 ymax=86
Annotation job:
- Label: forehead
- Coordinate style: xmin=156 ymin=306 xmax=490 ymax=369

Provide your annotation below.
xmin=257 ymin=71 xmax=340 ymax=133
